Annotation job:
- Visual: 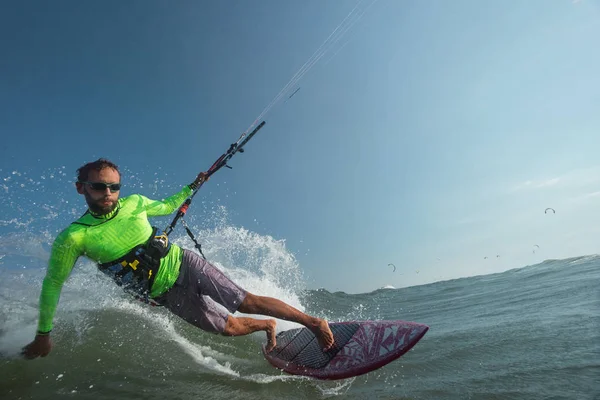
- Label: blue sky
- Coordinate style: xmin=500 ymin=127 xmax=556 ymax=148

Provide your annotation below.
xmin=1 ymin=0 xmax=599 ymax=293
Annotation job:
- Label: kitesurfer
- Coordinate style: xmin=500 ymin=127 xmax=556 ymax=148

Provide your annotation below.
xmin=22 ymin=159 xmax=334 ymax=359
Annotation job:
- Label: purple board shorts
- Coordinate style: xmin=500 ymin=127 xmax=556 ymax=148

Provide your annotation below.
xmin=160 ymin=250 xmax=247 ymax=334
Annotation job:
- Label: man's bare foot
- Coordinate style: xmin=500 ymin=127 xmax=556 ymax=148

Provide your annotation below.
xmin=310 ymin=318 xmax=335 ymax=351
xmin=265 ymin=319 xmax=277 ymax=352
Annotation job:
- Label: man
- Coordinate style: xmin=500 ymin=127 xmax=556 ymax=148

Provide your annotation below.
xmin=22 ymin=158 xmax=334 ymax=359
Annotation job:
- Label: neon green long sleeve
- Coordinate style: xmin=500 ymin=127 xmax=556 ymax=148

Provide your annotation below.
xmin=37 ymin=185 xmax=192 ymax=333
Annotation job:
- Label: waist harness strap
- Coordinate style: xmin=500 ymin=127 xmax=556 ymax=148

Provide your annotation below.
xmin=98 ymin=227 xmax=171 ymax=303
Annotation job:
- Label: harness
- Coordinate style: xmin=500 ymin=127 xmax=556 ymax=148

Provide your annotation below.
xmin=97 ymin=227 xmax=170 ymax=305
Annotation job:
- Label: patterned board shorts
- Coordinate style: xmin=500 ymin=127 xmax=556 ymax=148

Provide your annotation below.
xmin=160 ymin=250 xmax=247 ymax=334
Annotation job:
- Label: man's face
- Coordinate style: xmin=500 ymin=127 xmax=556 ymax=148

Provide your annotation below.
xmin=76 ymin=168 xmax=121 ymax=215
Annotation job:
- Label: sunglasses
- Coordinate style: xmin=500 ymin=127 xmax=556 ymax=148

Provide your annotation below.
xmin=81 ymin=181 xmax=122 ymax=192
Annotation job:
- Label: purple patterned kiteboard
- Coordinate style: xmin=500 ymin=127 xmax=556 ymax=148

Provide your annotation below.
xmin=262 ymin=320 xmax=429 ymax=380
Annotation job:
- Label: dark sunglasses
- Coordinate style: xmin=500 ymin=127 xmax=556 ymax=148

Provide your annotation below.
xmin=81 ymin=181 xmax=122 ymax=192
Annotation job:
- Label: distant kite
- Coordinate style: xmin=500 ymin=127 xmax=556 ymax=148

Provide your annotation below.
xmin=545 ymin=208 xmax=556 ymax=214
xmin=388 ymin=263 xmax=396 ymax=272
xmin=533 ymin=244 xmax=540 ymax=254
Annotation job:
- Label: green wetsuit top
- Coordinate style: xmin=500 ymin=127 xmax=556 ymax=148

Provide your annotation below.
xmin=38 ymin=185 xmax=193 ymax=333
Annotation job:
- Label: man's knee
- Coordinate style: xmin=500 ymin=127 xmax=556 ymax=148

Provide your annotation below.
xmin=239 ymin=292 xmax=259 ymax=313
xmin=223 ymin=315 xmax=238 ymax=336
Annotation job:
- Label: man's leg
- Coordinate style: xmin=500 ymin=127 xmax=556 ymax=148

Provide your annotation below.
xmin=176 ymin=250 xmax=334 ymax=350
xmin=223 ymin=316 xmax=278 ymax=351
xmin=237 ymin=293 xmax=334 ymax=351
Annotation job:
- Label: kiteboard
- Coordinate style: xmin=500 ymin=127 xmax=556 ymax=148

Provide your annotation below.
xmin=262 ymin=320 xmax=429 ymax=380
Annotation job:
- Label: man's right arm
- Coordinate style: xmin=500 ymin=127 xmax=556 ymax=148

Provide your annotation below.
xmin=38 ymin=230 xmax=81 ymax=333
xmin=22 ymin=229 xmax=81 ymax=359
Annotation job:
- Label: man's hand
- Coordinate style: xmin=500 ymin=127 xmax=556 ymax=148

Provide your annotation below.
xmin=190 ymin=171 xmax=210 ymax=190
xmin=194 ymin=171 xmax=210 ymax=185
xmin=21 ymin=334 xmax=52 ymax=359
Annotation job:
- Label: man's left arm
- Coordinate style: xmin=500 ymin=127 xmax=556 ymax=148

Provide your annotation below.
xmin=142 ymin=185 xmax=192 ymax=217
xmin=143 ymin=172 xmax=209 ymax=217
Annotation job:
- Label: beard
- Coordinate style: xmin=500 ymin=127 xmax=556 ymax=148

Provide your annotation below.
xmin=84 ymin=191 xmax=118 ymax=215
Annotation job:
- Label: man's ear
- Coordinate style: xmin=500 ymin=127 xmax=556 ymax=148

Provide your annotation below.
xmin=76 ymin=182 xmax=85 ymax=194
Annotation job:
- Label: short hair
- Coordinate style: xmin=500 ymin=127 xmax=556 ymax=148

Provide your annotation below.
xmin=76 ymin=158 xmax=120 ymax=182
